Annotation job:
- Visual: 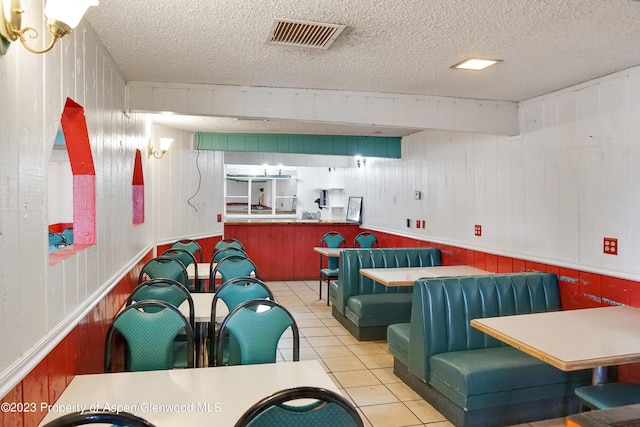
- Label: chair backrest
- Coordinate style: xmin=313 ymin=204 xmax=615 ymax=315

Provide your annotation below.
xmin=211 ymin=255 xmax=259 ymax=292
xmin=171 ymin=239 xmax=203 ymax=262
xmin=354 ymin=231 xmax=378 ymax=248
xmin=408 ymin=273 xmax=560 ymax=381
xmin=209 ymin=277 xmax=274 ymax=366
xmin=162 ymin=248 xmax=199 ymax=290
xmin=41 ymin=410 xmax=155 ymax=427
xmin=127 ymin=278 xmax=194 ymax=331
xmin=138 ymin=256 xmax=192 ymax=291
xmin=162 ymin=247 xmax=196 ymax=268
xmin=212 ymin=246 xmax=248 ymax=262
xmin=61 ymin=227 xmax=74 ymax=244
xmin=104 ymin=300 xmax=194 ymax=372
xmin=216 ymin=299 xmax=299 ymax=366
xmin=214 ymin=238 xmax=244 ymax=252
xmin=48 ymin=231 xmax=69 ymax=252
xmin=234 ymin=386 xmax=364 ymax=427
xmin=48 ymin=230 xmax=66 ymax=245
xmin=321 ymin=231 xmax=346 ymax=269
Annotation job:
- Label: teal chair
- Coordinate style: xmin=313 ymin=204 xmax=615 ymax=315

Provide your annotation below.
xmin=127 ymin=278 xmax=194 ymax=332
xmin=354 ymin=231 xmax=378 ymax=248
xmin=234 ymin=386 xmax=364 ymax=427
xmin=212 ymin=247 xmax=248 ymax=262
xmin=104 ymin=300 xmax=194 ymax=372
xmin=575 ymin=382 xmax=640 ymax=410
xmin=172 ymin=239 xmax=203 ymax=262
xmin=210 ymin=255 xmax=259 ymax=292
xmin=208 ymin=277 xmax=274 ymax=366
xmin=319 ymin=231 xmax=345 ymax=304
xmin=215 ymin=299 xmax=299 ymax=366
xmin=41 ymin=410 xmax=155 ymax=427
xmin=61 ymin=227 xmax=74 ymax=244
xmin=48 ymin=231 xmax=68 ymax=252
xmin=162 ymin=248 xmax=200 ymax=291
xmin=138 ymin=256 xmax=192 ymax=291
xmin=214 ymin=238 xmax=244 ymax=253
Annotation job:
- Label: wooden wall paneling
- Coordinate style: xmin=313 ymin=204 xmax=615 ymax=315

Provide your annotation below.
xmin=525 ymin=261 xmax=548 ymax=273
xmin=252 ymin=224 xmax=274 ymax=280
xmin=580 ymin=271 xmax=604 ymax=308
xmin=485 ymin=253 xmax=498 ymax=273
xmin=472 ymin=251 xmax=487 ymax=270
xmin=0 ymin=382 xmax=23 ymax=427
xmin=22 ymin=359 xmax=48 ymax=427
xmin=497 ymin=256 xmax=514 ymax=273
xmin=47 ymin=341 xmax=68 ymax=406
xmin=271 ymin=224 xmax=295 ymax=280
xmin=294 ymin=224 xmax=315 ymax=279
xmin=558 ymin=268 xmax=582 ymax=310
xmin=602 ymin=276 xmax=631 ymax=306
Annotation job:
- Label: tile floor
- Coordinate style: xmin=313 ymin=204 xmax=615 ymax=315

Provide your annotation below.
xmin=269 ymin=280 xmax=567 ymax=427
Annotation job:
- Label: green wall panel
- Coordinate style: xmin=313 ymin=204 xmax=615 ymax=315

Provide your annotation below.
xmin=277 ymin=135 xmax=290 ymax=153
xmin=195 ymin=132 xmax=401 ymax=158
xmin=260 ymin=135 xmax=278 ymax=152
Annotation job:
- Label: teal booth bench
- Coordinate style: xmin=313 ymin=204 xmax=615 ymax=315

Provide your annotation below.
xmin=387 ymin=272 xmax=591 ymax=427
xmin=329 ymin=247 xmax=441 ymax=340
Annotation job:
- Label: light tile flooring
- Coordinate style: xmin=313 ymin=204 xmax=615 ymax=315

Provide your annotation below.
xmin=269 ymin=280 xmax=567 ymax=427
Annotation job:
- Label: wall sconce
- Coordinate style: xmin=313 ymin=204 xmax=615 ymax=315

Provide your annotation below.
xmin=148 ymin=138 xmax=173 ymax=159
xmin=356 ymin=156 xmax=367 ymax=168
xmin=0 ymin=0 xmax=98 ymax=55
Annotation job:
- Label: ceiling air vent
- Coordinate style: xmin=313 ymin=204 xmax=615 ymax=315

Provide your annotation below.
xmin=267 ymin=19 xmax=346 ymax=50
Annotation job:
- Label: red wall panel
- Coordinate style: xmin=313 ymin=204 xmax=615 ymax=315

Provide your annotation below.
xmin=224 ymin=223 xmax=360 ymax=280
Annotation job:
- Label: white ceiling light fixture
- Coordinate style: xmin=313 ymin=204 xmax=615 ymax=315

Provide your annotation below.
xmin=451 ymin=58 xmax=502 ymax=71
xmin=0 ymin=0 xmax=98 ymax=55
xmin=266 ymin=19 xmax=346 ymax=50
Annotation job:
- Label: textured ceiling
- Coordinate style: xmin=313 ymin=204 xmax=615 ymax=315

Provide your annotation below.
xmin=85 ymin=0 xmax=640 ymax=135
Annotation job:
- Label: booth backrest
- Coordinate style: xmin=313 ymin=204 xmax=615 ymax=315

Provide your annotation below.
xmin=334 ymin=248 xmax=441 ymax=313
xmin=408 ymin=272 xmax=561 ymax=381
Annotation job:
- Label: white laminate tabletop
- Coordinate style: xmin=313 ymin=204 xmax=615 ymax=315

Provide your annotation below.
xmin=359 ymin=265 xmax=489 ymax=286
xmin=186 ymin=262 xmax=214 ymax=280
xmin=313 ymin=247 xmax=343 ymax=257
xmin=38 ymin=360 xmax=338 ymax=426
xmin=180 ymin=293 xmax=229 ymax=323
xmin=470 ymin=305 xmax=640 ymax=371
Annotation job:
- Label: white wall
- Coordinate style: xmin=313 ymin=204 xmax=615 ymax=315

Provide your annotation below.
xmin=0 ymin=2 xmax=151 ymax=396
xmin=151 ymin=125 xmax=224 ymax=244
xmin=346 ymin=66 xmax=640 ymax=280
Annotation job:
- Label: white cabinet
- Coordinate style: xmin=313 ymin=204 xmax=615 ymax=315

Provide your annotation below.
xmin=315 ymin=188 xmax=345 ymax=215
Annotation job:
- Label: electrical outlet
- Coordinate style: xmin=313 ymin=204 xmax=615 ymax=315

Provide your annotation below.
xmin=604 ymin=237 xmax=618 ymax=255
xmin=421 ymin=220 xmax=426 ymax=229
xmin=406 ymin=218 xmax=411 ymax=228
xmin=217 ymin=213 xmax=222 ymax=222
xmin=416 ymin=219 xmax=421 ymax=228
xmin=475 ymin=224 xmax=482 ymax=236
xmin=414 ymin=191 xmax=422 ymax=200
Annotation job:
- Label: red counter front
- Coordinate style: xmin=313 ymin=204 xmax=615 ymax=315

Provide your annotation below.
xmin=224 ymin=222 xmax=360 ymax=281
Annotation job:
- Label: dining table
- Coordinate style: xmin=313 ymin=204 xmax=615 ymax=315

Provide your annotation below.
xmin=470 ymin=305 xmax=640 ymax=384
xmin=37 ymin=360 xmax=339 ymax=426
xmin=359 ymin=265 xmax=490 ymax=287
xmin=178 ymin=293 xmax=229 ymax=368
xmin=313 ymin=246 xmax=344 ymax=302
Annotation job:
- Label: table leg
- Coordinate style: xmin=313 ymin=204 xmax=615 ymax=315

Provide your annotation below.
xmin=592 ymin=366 xmax=608 ymax=384
xmin=319 ymin=253 xmax=323 ymax=300
xmin=195 ymin=321 xmax=208 ymax=368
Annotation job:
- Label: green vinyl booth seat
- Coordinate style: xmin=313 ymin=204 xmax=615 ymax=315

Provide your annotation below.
xmin=330 ymin=247 xmax=441 ymax=340
xmin=387 ymin=273 xmax=591 ymax=427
